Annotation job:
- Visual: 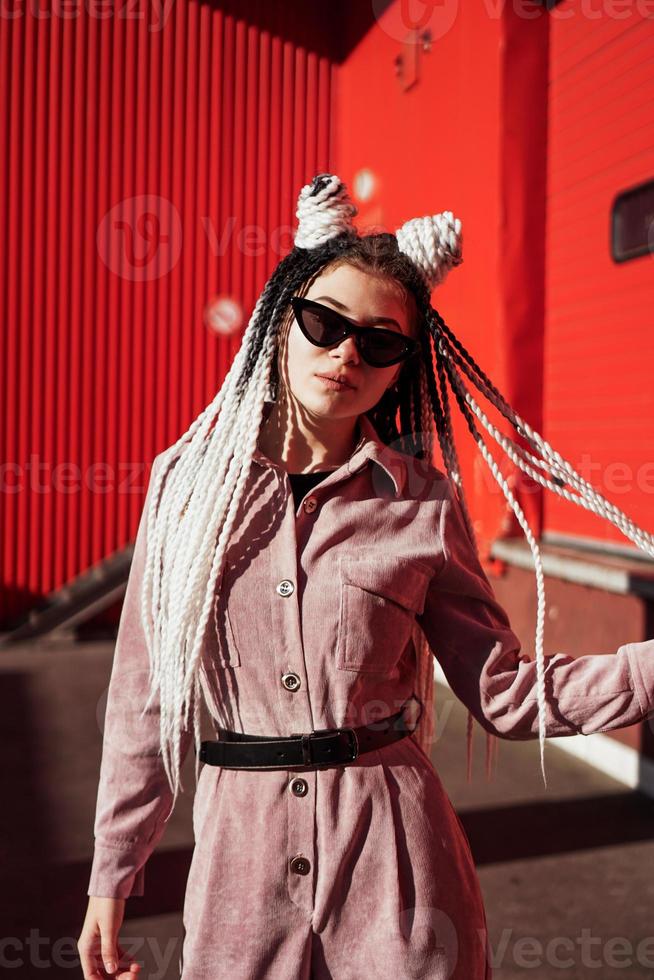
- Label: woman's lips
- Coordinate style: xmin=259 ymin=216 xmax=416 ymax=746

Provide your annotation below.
xmin=316 ymin=374 xmax=356 ymax=391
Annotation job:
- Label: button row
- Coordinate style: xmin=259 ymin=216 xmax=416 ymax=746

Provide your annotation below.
xmin=276 ymin=564 xmax=311 ymax=882
xmin=277 ymin=579 xmax=301 ymax=693
xmin=288 ymin=779 xmax=309 ymax=875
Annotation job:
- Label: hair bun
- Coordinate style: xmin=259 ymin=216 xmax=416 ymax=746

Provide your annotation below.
xmin=294 ymin=173 xmax=358 ymax=250
xmin=394 ymin=212 xmax=463 ymax=290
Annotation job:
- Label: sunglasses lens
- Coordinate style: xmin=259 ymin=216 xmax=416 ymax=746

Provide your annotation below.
xmin=296 ymin=301 xmax=410 ymax=367
xmin=300 ymin=305 xmax=344 ymax=345
xmin=359 ymin=331 xmax=408 ymax=366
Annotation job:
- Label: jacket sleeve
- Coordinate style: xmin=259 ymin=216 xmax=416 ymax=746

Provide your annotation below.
xmin=87 ymin=453 xmax=194 ymax=898
xmin=416 ymin=479 xmax=654 ymax=740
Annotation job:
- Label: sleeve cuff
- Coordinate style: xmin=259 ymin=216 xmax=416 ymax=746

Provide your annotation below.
xmin=87 ymin=843 xmax=147 ymax=899
xmin=624 ymin=639 xmax=654 ymax=717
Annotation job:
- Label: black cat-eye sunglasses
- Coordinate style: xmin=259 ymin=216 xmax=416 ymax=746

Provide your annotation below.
xmin=290 ymin=296 xmax=419 ymax=368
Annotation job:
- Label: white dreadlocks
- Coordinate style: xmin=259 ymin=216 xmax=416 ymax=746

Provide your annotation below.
xmin=137 ymin=172 xmax=654 ymax=814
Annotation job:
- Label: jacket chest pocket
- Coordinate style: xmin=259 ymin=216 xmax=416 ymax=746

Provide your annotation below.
xmin=336 ymin=555 xmax=433 ymax=674
xmin=211 ymin=566 xmax=242 ymax=669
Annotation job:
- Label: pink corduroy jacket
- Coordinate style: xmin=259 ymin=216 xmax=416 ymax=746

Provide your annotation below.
xmin=87 ymin=409 xmax=654 ymax=980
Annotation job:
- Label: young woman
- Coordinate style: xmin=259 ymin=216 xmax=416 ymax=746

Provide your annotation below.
xmin=78 ymin=174 xmax=654 ymax=980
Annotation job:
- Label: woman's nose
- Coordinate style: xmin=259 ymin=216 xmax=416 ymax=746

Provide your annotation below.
xmin=332 ymin=334 xmax=360 ymax=363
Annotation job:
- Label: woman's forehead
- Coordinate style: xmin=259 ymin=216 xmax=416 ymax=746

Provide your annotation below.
xmin=305 ymin=265 xmax=413 ymax=329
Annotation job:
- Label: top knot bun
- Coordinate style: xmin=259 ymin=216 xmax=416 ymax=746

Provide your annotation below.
xmin=394 ymin=212 xmax=463 ymax=290
xmin=292 ymin=174 xmax=462 ymax=294
xmin=294 ymin=173 xmax=358 ymax=250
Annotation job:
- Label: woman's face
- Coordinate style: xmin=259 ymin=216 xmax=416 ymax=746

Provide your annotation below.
xmin=277 ymin=264 xmax=416 ymax=422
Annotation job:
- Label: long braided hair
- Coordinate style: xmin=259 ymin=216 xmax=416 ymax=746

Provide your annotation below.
xmin=140 ymin=174 xmax=654 ymax=814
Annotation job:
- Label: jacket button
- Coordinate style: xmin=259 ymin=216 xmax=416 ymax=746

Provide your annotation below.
xmin=276 ymin=580 xmax=294 ymax=597
xmin=281 ymin=672 xmax=301 ymax=691
xmin=289 ymin=855 xmax=311 ymax=875
xmin=289 ymin=777 xmax=308 ymax=797
xmin=303 ymin=496 xmax=317 ymax=513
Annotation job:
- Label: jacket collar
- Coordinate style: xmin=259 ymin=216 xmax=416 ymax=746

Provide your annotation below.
xmin=252 ymin=404 xmax=407 ymax=497
xmin=346 ymin=412 xmax=407 ymax=497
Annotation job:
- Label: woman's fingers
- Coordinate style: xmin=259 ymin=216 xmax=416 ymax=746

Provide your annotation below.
xmin=113 ymin=943 xmax=142 ymax=978
xmin=79 ymin=945 xmax=141 ymax=980
xmin=116 ymin=963 xmax=141 ymax=979
xmin=78 ymin=951 xmax=105 ymax=980
xmin=78 ymin=929 xmax=110 ymax=979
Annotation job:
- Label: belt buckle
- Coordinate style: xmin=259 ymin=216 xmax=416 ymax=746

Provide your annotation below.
xmin=290 ymin=727 xmax=359 ymax=765
xmin=337 ymin=726 xmax=359 ymax=761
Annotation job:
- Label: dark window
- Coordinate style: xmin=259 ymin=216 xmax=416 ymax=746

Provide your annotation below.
xmin=611 ymin=178 xmax=654 ymax=263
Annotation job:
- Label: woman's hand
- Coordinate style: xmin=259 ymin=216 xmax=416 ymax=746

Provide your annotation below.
xmin=77 ymin=897 xmax=142 ymax=979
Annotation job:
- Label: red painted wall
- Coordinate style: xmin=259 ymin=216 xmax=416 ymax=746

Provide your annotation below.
xmin=544 ymin=7 xmax=654 ymax=549
xmin=333 ymin=2 xmax=549 ymax=559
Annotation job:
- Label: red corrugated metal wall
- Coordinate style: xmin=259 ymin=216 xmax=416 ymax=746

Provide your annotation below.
xmin=0 ymin=1 xmax=339 ymax=625
xmin=544 ymin=6 xmax=654 ymax=549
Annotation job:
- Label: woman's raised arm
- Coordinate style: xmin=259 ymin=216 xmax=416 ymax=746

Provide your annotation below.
xmin=416 ymin=479 xmax=654 ymax=741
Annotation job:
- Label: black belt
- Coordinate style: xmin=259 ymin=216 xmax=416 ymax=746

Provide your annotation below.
xmin=197 ymin=694 xmax=424 ymax=770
